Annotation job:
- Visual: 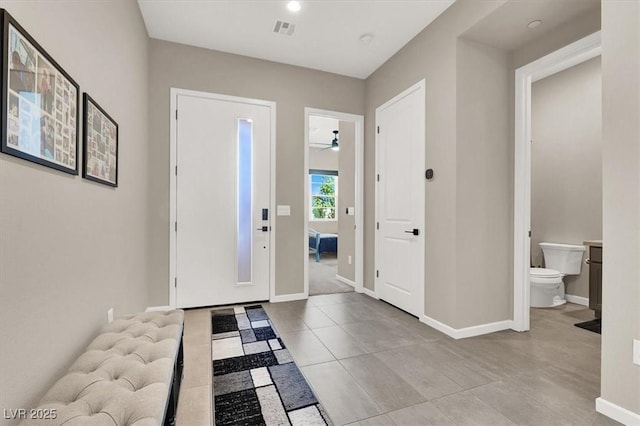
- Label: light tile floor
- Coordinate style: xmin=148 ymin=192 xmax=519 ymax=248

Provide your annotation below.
xmin=177 ymin=293 xmax=620 ymax=425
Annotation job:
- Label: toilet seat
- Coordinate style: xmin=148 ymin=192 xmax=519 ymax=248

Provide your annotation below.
xmin=530 ymin=268 xmax=562 ymax=279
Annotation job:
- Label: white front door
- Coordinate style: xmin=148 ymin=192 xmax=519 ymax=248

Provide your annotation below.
xmin=176 ymin=93 xmax=272 ymax=308
xmin=375 ymin=81 xmax=425 ymax=317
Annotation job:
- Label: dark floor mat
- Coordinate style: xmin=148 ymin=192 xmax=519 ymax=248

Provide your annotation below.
xmin=574 ymin=318 xmax=601 ymax=334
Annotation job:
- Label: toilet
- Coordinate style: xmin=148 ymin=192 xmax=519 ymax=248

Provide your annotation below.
xmin=530 ymin=242 xmax=586 ymax=308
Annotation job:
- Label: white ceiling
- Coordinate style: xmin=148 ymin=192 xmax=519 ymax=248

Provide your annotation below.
xmin=462 ymin=0 xmax=599 ymax=52
xmin=309 ymin=115 xmax=339 ymax=147
xmin=137 ymin=0 xmax=455 ymax=79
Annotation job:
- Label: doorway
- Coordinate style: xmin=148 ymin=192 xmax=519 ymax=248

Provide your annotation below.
xmin=513 ymin=33 xmax=601 ymax=331
xmin=169 ymin=89 xmax=276 ymax=308
xmin=304 ymin=108 xmax=364 ymax=297
xmin=374 ymin=79 xmax=425 ymax=317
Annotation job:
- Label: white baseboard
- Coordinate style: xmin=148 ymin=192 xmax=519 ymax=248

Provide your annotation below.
xmin=336 ymin=275 xmax=355 ymax=287
xmin=421 ymin=315 xmax=513 ymax=339
xmin=596 ymin=397 xmax=640 ymax=425
xmin=565 ymin=294 xmax=589 ymax=307
xmin=146 ymin=305 xmax=172 ymax=312
xmin=270 ymin=292 xmax=307 ymax=303
xmin=362 ymin=287 xmax=379 ymax=299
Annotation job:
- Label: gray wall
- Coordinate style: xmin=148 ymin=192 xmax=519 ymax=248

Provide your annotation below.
xmin=337 ymin=121 xmax=356 ymax=282
xmin=148 ymin=39 xmax=365 ymax=301
xmin=0 ymin=0 xmax=150 ymax=420
xmin=601 ymin=0 xmax=640 ymax=416
xmin=455 ymin=38 xmax=511 ymax=328
xmin=531 ymin=57 xmax=602 ymax=299
xmin=309 ymin=147 xmax=339 ymax=234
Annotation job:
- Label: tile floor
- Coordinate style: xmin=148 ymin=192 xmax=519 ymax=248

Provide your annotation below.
xmin=176 ymin=293 xmax=620 ymax=425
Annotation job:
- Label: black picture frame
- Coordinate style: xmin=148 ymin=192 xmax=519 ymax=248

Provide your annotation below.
xmin=82 ymin=93 xmax=118 ymax=187
xmin=1 ymin=9 xmax=80 ymax=175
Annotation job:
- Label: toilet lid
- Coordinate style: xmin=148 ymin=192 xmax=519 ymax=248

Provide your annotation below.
xmin=530 ymin=268 xmax=562 ymax=278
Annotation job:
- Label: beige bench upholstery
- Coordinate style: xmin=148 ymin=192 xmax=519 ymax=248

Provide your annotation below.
xmin=21 ymin=310 xmax=184 ymax=426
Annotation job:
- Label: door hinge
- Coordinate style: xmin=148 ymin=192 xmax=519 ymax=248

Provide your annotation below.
xmin=174 ymin=277 xmax=177 ymax=287
xmin=176 ymin=110 xmax=178 ymax=120
xmin=377 ymin=174 xmax=380 ymax=182
xmin=376 ymin=270 xmax=379 ymax=278
xmin=529 ymin=230 xmax=531 ymax=237
xmin=175 ymin=165 xmax=178 ymax=176
xmin=376 ymin=222 xmax=379 ymax=230
xmin=175 ymin=222 xmax=177 ymax=232
xmin=377 ymin=126 xmax=380 ymax=134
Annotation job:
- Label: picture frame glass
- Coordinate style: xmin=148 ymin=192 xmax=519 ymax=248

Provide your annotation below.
xmin=84 ymin=97 xmax=117 ymax=185
xmin=6 ymin=22 xmax=78 ymax=171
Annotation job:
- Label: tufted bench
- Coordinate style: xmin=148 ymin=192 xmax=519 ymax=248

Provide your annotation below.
xmin=21 ymin=310 xmax=184 ymax=426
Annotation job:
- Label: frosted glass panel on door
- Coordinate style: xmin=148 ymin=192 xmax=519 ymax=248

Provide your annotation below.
xmin=237 ymin=119 xmax=253 ymax=284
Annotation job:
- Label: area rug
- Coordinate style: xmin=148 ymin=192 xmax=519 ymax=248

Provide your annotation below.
xmin=212 ymin=305 xmax=332 ymax=425
xmin=574 ymin=318 xmax=601 ymax=334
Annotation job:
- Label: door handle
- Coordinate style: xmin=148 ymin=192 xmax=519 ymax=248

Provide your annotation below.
xmin=256 ymin=226 xmax=269 ymax=232
xmin=404 ymin=228 xmax=419 ymax=236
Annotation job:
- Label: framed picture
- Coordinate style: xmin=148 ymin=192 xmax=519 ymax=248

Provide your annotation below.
xmin=1 ymin=9 xmax=79 ymax=174
xmin=82 ymin=93 xmax=118 ymax=187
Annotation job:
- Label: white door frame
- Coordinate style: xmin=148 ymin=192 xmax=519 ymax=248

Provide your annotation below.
xmin=374 ymin=79 xmax=426 ymax=317
xmin=169 ymin=88 xmax=277 ymax=308
xmin=512 ymin=32 xmax=601 ymax=331
xmin=303 ymin=108 xmax=365 ymax=296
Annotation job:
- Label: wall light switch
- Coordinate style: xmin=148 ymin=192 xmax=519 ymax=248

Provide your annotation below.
xmin=277 ymin=205 xmax=291 ymax=216
xmin=346 ymin=207 xmax=355 ymax=216
xmin=633 ymin=339 xmax=640 ymax=366
xmin=107 ymin=308 xmax=114 ymax=323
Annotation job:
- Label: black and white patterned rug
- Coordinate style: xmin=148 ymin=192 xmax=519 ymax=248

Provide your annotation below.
xmin=212 ymin=305 xmax=332 ymax=425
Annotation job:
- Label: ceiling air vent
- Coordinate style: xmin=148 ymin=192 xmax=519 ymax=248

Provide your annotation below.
xmin=273 ymin=20 xmax=296 ymax=36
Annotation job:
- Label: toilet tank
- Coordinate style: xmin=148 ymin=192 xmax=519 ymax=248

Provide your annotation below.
xmin=539 ymin=242 xmax=586 ymax=275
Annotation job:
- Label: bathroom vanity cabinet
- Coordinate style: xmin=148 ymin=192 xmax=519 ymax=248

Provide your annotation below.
xmin=585 ymin=242 xmax=602 ymax=318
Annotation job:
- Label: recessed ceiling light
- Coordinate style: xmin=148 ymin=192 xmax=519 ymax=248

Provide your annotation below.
xmin=527 ymin=20 xmax=542 ymax=29
xmin=287 ymin=1 xmax=301 ymax=12
xmin=359 ymin=33 xmax=374 ymax=45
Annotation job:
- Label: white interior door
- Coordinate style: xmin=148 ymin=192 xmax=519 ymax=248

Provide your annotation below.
xmin=375 ymin=81 xmax=425 ymax=317
xmin=176 ymin=93 xmax=272 ymax=308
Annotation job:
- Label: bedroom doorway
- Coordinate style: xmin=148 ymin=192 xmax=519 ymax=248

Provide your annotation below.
xmin=304 ymin=108 xmax=364 ymax=296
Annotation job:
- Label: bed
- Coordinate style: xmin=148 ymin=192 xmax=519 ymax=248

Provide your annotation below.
xmin=309 ymin=228 xmax=338 ymax=262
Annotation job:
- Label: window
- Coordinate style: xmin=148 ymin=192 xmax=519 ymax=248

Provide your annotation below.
xmin=309 ymin=171 xmax=338 ymax=221
xmin=237 ymin=118 xmax=253 ymax=284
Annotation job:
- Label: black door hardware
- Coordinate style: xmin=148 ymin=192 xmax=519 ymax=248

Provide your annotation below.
xmin=425 ymin=169 xmax=434 ymax=180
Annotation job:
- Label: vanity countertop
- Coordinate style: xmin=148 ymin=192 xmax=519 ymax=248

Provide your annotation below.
xmin=583 ymin=239 xmax=602 ymax=247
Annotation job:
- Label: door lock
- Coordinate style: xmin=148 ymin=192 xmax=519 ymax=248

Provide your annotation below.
xmin=256 ymin=226 xmax=269 ymax=232
xmin=404 ymin=228 xmax=419 ymax=236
